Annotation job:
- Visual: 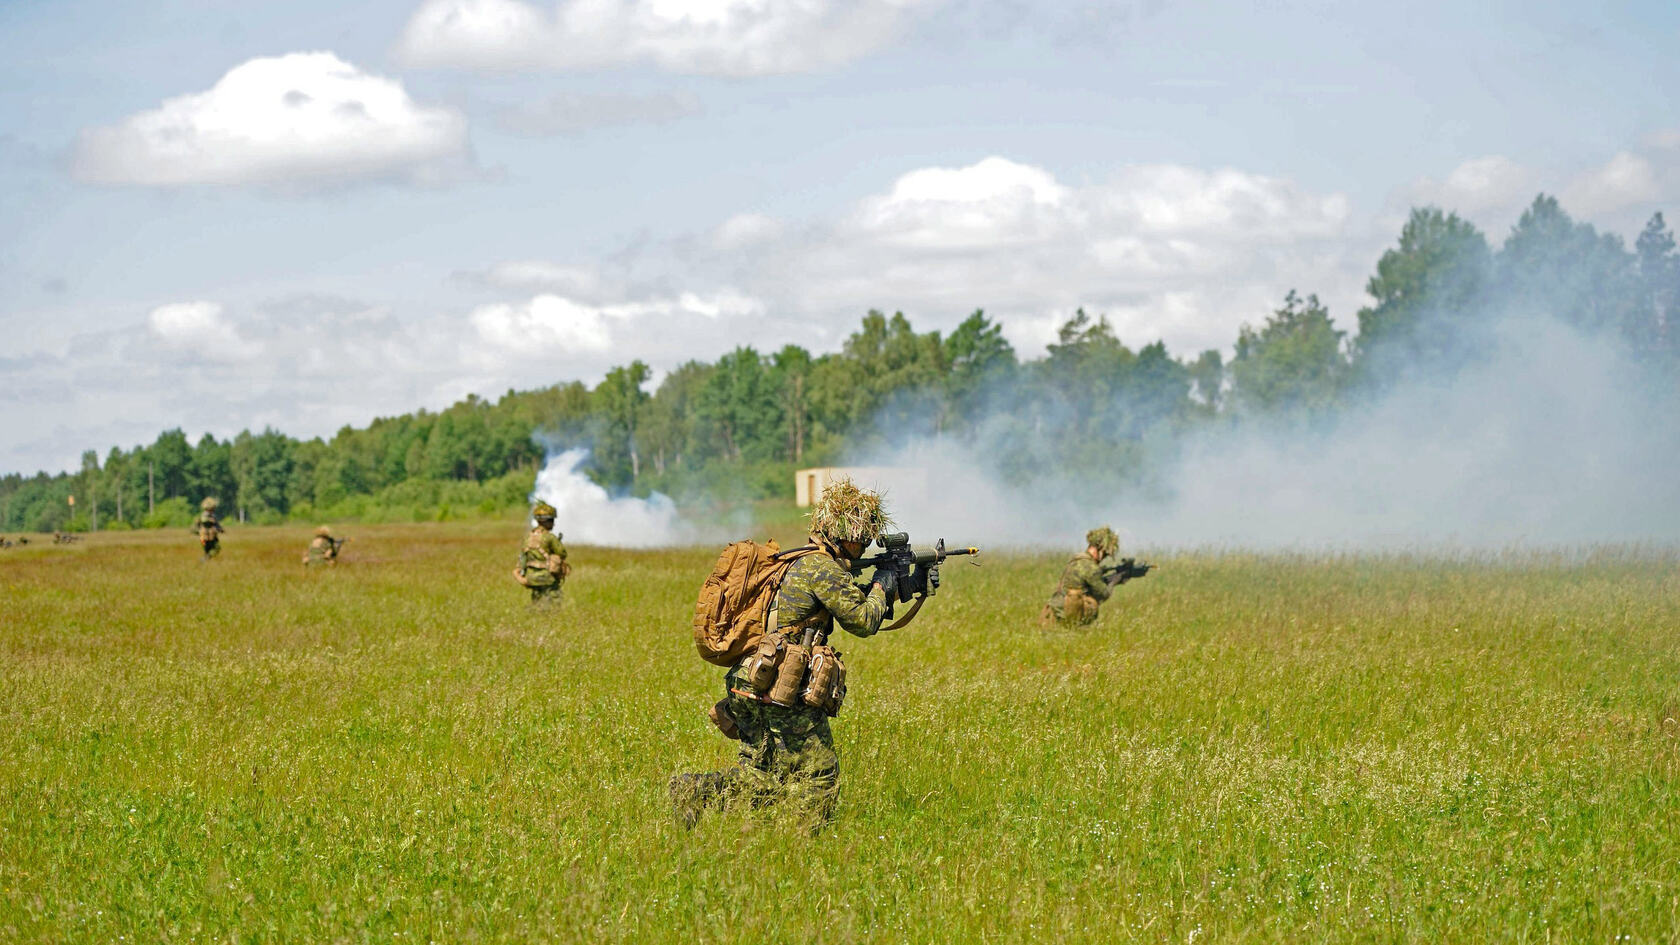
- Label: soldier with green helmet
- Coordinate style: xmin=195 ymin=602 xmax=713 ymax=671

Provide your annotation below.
xmin=303 ymin=525 xmax=342 ymax=567
xmin=514 ymin=500 xmax=568 ymax=605
xmin=670 ymin=477 xmax=896 ymax=834
xmin=1042 ymin=525 xmax=1121 ymax=626
xmin=193 ymin=498 xmax=225 ymax=561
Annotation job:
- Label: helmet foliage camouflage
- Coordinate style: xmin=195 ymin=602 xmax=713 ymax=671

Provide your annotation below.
xmin=809 ymin=477 xmax=892 ymax=544
xmin=532 ymin=500 xmax=556 ymax=519
xmin=201 ymin=497 xmax=219 ymax=511
xmin=1086 ymin=526 xmax=1119 ymax=556
xmin=315 ymin=525 xmax=332 ymax=538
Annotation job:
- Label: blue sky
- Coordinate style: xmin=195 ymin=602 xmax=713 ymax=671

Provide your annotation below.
xmin=2 ymin=0 xmax=1677 ymax=474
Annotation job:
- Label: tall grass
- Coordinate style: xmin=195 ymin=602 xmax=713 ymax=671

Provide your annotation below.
xmin=3 ymin=525 xmax=1678 ymax=942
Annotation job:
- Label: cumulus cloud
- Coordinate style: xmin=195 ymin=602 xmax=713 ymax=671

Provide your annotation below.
xmin=395 ymin=0 xmax=940 ymax=75
xmin=1404 ymin=155 xmax=1536 ymax=217
xmin=73 ymin=52 xmax=470 ymax=188
xmin=717 ymin=155 xmax=1367 ymax=355
xmin=470 ymin=289 xmax=765 ymax=354
xmin=147 ymin=301 xmax=254 ymax=361
xmin=1402 ymin=133 xmax=1680 ymax=230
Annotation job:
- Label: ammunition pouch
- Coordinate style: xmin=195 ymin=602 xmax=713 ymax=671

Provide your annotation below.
xmin=767 ymin=642 xmax=811 ymax=706
xmin=743 ymin=634 xmax=783 ymax=694
xmin=802 ymin=644 xmax=847 ymax=717
xmin=708 ymin=700 xmax=741 ymax=740
xmin=1063 ymin=587 xmax=1097 ymax=624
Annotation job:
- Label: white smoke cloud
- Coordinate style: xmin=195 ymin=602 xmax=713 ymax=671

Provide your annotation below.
xmin=73 ymin=52 xmax=470 ymax=188
xmin=395 ymin=0 xmax=941 ymax=76
xmin=863 ymin=315 xmax=1680 ymax=551
xmin=530 ymin=447 xmax=694 ymax=546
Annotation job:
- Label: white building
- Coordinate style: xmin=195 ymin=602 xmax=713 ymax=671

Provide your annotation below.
xmin=795 ymin=466 xmax=927 ymax=508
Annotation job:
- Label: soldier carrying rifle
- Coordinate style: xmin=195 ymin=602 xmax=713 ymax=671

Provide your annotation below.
xmin=193 ymin=498 xmax=225 ymax=561
xmin=303 ymin=526 xmax=348 ymax=567
xmin=1041 ymin=525 xmax=1153 ymax=627
xmin=672 ymin=477 xmax=977 ymax=834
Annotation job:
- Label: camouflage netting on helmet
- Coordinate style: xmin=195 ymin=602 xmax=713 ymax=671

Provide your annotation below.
xmin=1086 ymin=525 xmax=1119 ymax=556
xmin=315 ymin=525 xmax=332 ymax=538
xmin=533 ymin=500 xmax=556 ymax=519
xmin=809 ymin=477 xmax=892 ymax=544
xmin=201 ymin=497 xmax=219 ymax=511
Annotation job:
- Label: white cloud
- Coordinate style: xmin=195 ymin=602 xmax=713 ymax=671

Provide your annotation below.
xmin=1405 ymin=155 xmax=1536 ymax=217
xmin=1400 ymin=135 xmax=1680 ymax=230
xmin=478 ymin=261 xmax=611 ymax=296
xmin=734 ymin=155 xmax=1368 ymax=354
xmin=73 ymin=52 xmax=469 ymax=188
xmin=147 ymin=301 xmax=253 ymax=361
xmin=395 ymin=0 xmax=940 ymax=76
xmin=854 ymin=156 xmax=1072 ymax=249
xmin=1563 ymin=151 xmax=1661 ymax=216
xmin=469 ymin=289 xmax=765 ymax=354
xmin=713 ymin=212 xmax=784 ymax=249
xmin=471 ymin=294 xmax=617 ymax=351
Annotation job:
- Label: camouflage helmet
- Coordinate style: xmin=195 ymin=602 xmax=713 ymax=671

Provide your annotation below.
xmin=1085 ymin=525 xmax=1119 ymax=556
xmin=532 ymin=500 xmax=556 ymax=519
xmin=201 ymin=497 xmax=219 ymax=511
xmin=809 ymin=477 xmax=892 ymax=545
xmin=314 ymin=525 xmax=332 ymax=538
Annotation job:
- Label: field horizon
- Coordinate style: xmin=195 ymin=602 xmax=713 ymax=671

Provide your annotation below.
xmin=4 ymin=521 xmax=1680 ymax=942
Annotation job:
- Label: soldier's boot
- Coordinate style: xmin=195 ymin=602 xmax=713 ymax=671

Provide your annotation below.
xmin=667 ymin=771 xmax=731 ymax=830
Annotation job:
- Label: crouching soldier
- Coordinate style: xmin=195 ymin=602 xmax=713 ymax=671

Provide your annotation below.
xmin=194 ymin=498 xmax=225 ymax=561
xmin=513 ymin=500 xmax=568 ymax=605
xmin=1042 ymin=526 xmax=1120 ymax=627
xmin=669 ymin=478 xmax=895 ymax=834
xmin=303 ymin=526 xmax=343 ymax=567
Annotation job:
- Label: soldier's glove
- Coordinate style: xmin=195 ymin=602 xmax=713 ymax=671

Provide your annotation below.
xmin=871 ymin=567 xmax=897 ymax=600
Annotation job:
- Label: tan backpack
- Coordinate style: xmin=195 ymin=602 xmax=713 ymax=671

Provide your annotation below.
xmin=693 ymin=539 xmax=816 ymax=667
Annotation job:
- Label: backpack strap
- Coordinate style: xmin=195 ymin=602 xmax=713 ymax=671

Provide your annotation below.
xmin=763 ymin=547 xmax=824 ymax=640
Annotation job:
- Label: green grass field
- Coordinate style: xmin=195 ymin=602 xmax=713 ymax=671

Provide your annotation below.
xmin=3 ymin=522 xmax=1679 ymax=942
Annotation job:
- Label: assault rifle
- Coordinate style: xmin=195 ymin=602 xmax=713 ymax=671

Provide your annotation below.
xmin=328 ymin=536 xmax=351 ymax=555
xmin=847 ymin=531 xmax=980 ymax=630
xmin=1100 ymin=555 xmax=1155 ymax=587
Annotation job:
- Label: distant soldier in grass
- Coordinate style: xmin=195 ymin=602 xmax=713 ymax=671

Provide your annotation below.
xmin=302 ymin=526 xmax=343 ymax=567
xmin=670 ymin=478 xmax=895 ymax=834
xmin=193 ymin=498 xmax=225 ymax=561
xmin=513 ymin=500 xmax=569 ymax=605
xmin=1042 ymin=526 xmax=1121 ymax=626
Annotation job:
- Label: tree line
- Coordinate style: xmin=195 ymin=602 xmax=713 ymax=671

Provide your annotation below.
xmin=4 ymin=195 xmax=1676 ymax=533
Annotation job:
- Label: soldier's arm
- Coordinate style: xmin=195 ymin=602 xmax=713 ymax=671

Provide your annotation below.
xmin=810 ymin=559 xmax=889 ymax=637
xmin=1077 ymin=559 xmax=1113 ymax=602
xmin=548 ymin=534 xmax=567 ymax=560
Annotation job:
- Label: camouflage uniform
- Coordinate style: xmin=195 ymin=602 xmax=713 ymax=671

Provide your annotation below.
xmin=1045 ymin=554 xmax=1111 ymax=625
xmin=671 ymin=542 xmax=888 ymax=833
xmin=194 ymin=502 xmax=224 ymax=561
xmin=1043 ymin=526 xmax=1120 ymax=626
xmin=304 ymin=527 xmax=338 ymax=567
xmin=516 ymin=502 xmax=568 ymax=605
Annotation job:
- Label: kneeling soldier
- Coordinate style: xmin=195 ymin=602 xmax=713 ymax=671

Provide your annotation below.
xmin=1043 ymin=526 xmax=1120 ymax=626
xmin=670 ymin=478 xmax=895 ymax=833
xmin=303 ymin=526 xmax=341 ymax=567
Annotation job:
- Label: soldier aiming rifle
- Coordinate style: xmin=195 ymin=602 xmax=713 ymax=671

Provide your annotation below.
xmin=1042 ymin=525 xmax=1153 ymax=627
xmin=673 ymin=477 xmax=980 ymax=833
xmin=303 ymin=526 xmax=348 ymax=567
